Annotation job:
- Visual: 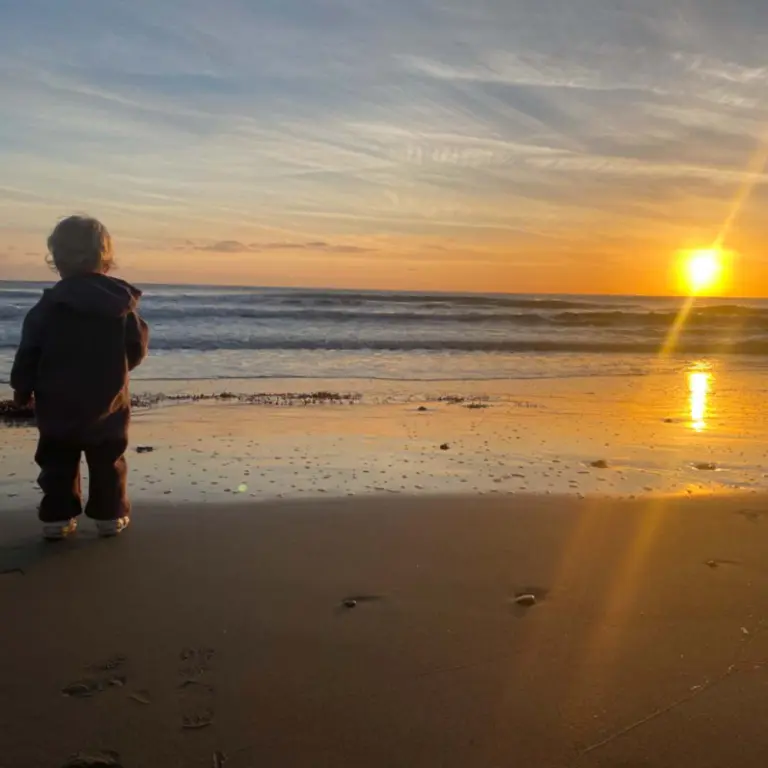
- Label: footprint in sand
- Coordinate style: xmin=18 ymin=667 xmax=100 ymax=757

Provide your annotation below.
xmin=61 ymin=750 xmax=122 ymax=767
xmin=736 ymin=509 xmax=768 ymax=523
xmin=62 ymin=655 xmax=128 ymax=699
xmin=178 ymin=647 xmax=215 ymax=731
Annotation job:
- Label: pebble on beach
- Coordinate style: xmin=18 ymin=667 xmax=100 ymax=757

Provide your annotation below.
xmin=514 ymin=594 xmax=537 ymax=607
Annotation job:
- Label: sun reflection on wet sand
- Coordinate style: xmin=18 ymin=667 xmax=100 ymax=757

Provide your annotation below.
xmin=688 ymin=366 xmax=711 ymax=432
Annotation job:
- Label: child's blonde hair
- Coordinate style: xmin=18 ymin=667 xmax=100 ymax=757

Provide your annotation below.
xmin=46 ymin=215 xmax=115 ymax=277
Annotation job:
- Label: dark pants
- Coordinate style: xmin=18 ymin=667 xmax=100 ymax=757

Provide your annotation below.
xmin=35 ymin=435 xmax=130 ymax=523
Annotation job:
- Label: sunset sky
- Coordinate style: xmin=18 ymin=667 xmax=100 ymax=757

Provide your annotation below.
xmin=1 ymin=0 xmax=768 ymax=295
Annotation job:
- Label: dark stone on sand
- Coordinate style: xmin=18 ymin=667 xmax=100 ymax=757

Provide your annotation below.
xmin=417 ymin=406 xmax=428 ymax=412
xmin=341 ymin=595 xmax=383 ymax=609
xmin=694 ymin=462 xmax=717 ymax=471
xmin=136 ymin=445 xmax=154 ymax=453
xmin=62 ymin=751 xmax=122 ymax=767
xmin=590 ymin=459 xmax=609 ymax=469
xmin=440 ymin=443 xmax=450 ymax=451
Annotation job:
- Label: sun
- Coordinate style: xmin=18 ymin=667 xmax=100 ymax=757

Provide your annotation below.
xmin=681 ymin=248 xmax=724 ymax=295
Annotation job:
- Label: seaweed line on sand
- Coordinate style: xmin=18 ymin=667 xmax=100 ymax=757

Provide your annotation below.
xmin=131 ymin=391 xmax=362 ymax=409
xmin=0 ymin=391 xmax=362 ymax=424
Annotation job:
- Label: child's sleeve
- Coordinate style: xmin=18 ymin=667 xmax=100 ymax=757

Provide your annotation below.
xmin=10 ymin=301 xmax=47 ymax=403
xmin=126 ymin=311 xmax=149 ymax=371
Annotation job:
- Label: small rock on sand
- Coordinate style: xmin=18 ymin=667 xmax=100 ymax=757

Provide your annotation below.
xmin=694 ymin=462 xmax=717 ymax=471
xmin=514 ymin=594 xmax=537 ymax=607
xmin=136 ymin=446 xmax=154 ymax=454
xmin=440 ymin=443 xmax=450 ymax=451
xmin=590 ymin=459 xmax=609 ymax=469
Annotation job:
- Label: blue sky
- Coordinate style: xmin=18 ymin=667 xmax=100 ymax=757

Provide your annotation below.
xmin=1 ymin=0 xmax=767 ymax=292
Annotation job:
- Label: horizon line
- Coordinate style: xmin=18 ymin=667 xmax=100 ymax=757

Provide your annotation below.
xmin=0 ymin=278 xmax=761 ymax=302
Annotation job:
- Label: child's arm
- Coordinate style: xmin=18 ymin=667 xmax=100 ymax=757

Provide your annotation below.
xmin=10 ymin=301 xmax=47 ymax=406
xmin=126 ymin=311 xmax=149 ymax=371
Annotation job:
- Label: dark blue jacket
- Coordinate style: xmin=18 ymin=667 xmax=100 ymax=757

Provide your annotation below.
xmin=10 ymin=274 xmax=149 ymax=441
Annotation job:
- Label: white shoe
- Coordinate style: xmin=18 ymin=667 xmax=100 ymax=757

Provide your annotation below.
xmin=42 ymin=519 xmax=78 ymax=541
xmin=96 ymin=517 xmax=131 ymax=538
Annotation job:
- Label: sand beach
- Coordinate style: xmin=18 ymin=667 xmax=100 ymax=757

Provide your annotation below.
xmin=3 ymin=366 xmax=768 ymax=766
xmin=3 ymin=493 xmax=768 ymax=766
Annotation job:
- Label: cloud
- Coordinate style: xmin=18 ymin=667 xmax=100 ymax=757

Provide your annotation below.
xmin=254 ymin=241 xmax=375 ymax=254
xmin=194 ymin=240 xmax=251 ymax=253
xmin=398 ymin=53 xmax=663 ymax=95
xmin=191 ymin=239 xmax=376 ymax=254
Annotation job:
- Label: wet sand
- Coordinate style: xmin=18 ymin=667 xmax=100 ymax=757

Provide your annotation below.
xmin=4 ymin=365 xmax=768 ymax=510
xmin=3 ymin=493 xmax=768 ymax=766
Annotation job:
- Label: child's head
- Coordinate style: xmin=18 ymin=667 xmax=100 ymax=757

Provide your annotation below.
xmin=47 ymin=215 xmax=115 ymax=278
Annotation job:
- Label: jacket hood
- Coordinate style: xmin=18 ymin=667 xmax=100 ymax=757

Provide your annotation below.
xmin=45 ymin=274 xmax=142 ymax=318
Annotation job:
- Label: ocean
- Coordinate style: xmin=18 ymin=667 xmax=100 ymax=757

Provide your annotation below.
xmin=2 ymin=281 xmax=768 ymax=387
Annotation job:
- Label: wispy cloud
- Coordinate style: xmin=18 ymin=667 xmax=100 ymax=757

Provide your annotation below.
xmin=192 ymin=239 xmax=375 ymax=254
xmin=1 ymin=0 xmax=767 ymax=291
xmin=194 ymin=241 xmax=251 ymax=253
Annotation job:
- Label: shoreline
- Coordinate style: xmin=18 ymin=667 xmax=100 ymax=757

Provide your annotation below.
xmin=3 ymin=493 xmax=768 ymax=766
xmin=3 ymin=364 xmax=768 ymax=509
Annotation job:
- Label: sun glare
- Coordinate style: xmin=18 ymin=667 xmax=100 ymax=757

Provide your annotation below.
xmin=682 ymin=248 xmax=723 ymax=295
xmin=688 ymin=370 xmax=710 ymax=432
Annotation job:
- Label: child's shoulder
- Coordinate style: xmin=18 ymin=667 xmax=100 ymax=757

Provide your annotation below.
xmin=24 ymin=285 xmax=57 ymax=322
